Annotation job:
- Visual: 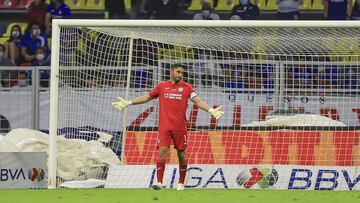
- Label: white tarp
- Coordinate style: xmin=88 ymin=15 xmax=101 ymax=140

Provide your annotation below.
xmin=243 ymin=114 xmax=346 ymax=126
xmin=0 ymin=128 xmax=121 ymax=182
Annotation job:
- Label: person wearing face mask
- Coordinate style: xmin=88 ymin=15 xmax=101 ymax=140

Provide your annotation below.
xmin=45 ymin=0 xmax=71 ymax=35
xmin=31 ymin=47 xmax=50 ymax=87
xmin=230 ymin=0 xmax=260 ymax=20
xmin=0 ymin=44 xmax=16 ymax=88
xmin=23 ymin=0 xmax=48 ymax=28
xmin=351 ymin=0 xmax=360 ymax=20
xmin=20 ymin=23 xmax=50 ymax=64
xmin=16 ymin=71 xmax=30 ymax=88
xmin=146 ymin=0 xmax=180 ymax=19
xmin=32 ymin=47 xmax=49 ymax=66
xmin=276 ymin=0 xmax=303 ymax=20
xmin=193 ymin=2 xmax=220 ymax=20
xmin=4 ymin=24 xmax=22 ymax=65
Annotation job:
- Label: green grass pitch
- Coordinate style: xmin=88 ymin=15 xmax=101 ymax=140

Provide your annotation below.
xmin=1 ymin=189 xmax=359 ymax=203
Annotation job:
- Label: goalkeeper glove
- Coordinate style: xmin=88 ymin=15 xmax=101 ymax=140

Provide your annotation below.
xmin=208 ymin=106 xmax=224 ymax=120
xmin=112 ymin=97 xmax=132 ymax=111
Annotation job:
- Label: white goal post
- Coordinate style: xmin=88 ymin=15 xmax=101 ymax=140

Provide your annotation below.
xmin=49 ymin=20 xmax=360 ymax=189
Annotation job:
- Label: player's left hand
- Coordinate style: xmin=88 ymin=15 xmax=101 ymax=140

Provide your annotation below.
xmin=112 ymin=97 xmax=132 ymax=111
xmin=208 ymin=106 xmax=224 ymax=120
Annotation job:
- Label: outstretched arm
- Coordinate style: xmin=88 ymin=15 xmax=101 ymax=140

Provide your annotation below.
xmin=191 ymin=96 xmax=224 ymax=120
xmin=130 ymin=94 xmax=153 ymax=105
xmin=112 ymin=94 xmax=153 ymax=111
xmin=191 ymin=96 xmax=211 ymax=112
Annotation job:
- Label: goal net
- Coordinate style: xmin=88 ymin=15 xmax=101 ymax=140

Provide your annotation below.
xmin=49 ymin=20 xmax=360 ymax=190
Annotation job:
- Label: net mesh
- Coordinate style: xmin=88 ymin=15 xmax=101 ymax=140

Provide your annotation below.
xmin=54 ymin=24 xmax=360 ymax=189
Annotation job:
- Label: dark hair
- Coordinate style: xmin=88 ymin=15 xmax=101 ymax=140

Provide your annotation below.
xmin=50 ymin=0 xmax=64 ymax=7
xmin=171 ymin=64 xmax=185 ymax=70
xmin=36 ymin=47 xmax=47 ymax=53
xmin=9 ymin=24 xmax=22 ymax=40
xmin=31 ymin=0 xmax=46 ymax=6
xmin=25 ymin=22 xmax=41 ymax=34
xmin=202 ymin=2 xmax=212 ymax=10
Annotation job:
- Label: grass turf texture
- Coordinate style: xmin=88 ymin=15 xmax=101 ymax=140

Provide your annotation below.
xmin=1 ymin=189 xmax=359 ymax=203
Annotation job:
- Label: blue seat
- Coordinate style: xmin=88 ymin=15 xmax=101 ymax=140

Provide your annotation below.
xmin=263 ymin=80 xmax=274 ymax=89
xmin=225 ymin=81 xmax=244 ymax=88
xmin=134 ymin=70 xmax=147 ymax=88
xmin=325 ymin=66 xmax=338 ymax=85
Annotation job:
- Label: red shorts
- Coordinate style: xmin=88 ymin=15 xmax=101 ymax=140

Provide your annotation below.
xmin=158 ymin=130 xmax=188 ymax=150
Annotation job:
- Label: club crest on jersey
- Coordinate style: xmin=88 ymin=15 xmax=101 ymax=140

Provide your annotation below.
xmin=178 ymin=87 xmax=184 ymax=92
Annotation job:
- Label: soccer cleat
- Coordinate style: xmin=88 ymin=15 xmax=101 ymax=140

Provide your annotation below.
xmin=177 ymin=183 xmax=185 ymax=191
xmin=152 ymin=182 xmax=163 ymax=190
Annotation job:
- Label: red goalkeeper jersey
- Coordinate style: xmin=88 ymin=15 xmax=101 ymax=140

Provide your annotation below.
xmin=149 ymin=80 xmax=197 ymax=131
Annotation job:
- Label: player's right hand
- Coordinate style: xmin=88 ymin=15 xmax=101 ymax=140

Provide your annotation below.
xmin=208 ymin=106 xmax=224 ymax=120
xmin=112 ymin=97 xmax=132 ymax=111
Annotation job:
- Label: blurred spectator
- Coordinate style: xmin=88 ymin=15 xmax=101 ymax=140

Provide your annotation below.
xmin=45 ymin=0 xmax=71 ymax=35
xmin=277 ymin=0 xmax=303 ymax=20
xmin=32 ymin=47 xmax=49 ymax=66
xmin=0 ymin=44 xmax=13 ymax=66
xmin=20 ymin=23 xmax=50 ymax=64
xmin=105 ymin=0 xmax=126 ymax=19
xmin=16 ymin=71 xmax=29 ymax=87
xmin=323 ymin=0 xmax=352 ymax=20
xmin=31 ymin=47 xmax=50 ymax=87
xmin=223 ymin=64 xmax=244 ymax=89
xmin=4 ymin=24 xmax=22 ymax=65
xmin=134 ymin=39 xmax=158 ymax=66
xmin=0 ymin=44 xmax=17 ymax=88
xmin=23 ymin=0 xmax=48 ymax=29
xmin=108 ymin=72 xmax=126 ymax=87
xmin=352 ymin=0 xmax=360 ymax=20
xmin=230 ymin=0 xmax=260 ymax=20
xmin=193 ymin=2 xmax=220 ymax=20
xmin=146 ymin=0 xmax=180 ymax=19
xmin=138 ymin=0 xmax=148 ymax=16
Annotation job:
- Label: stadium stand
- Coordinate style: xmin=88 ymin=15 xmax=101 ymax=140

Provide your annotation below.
xmin=64 ymin=0 xmax=86 ymax=10
xmin=0 ymin=0 xmax=17 ymax=8
xmin=306 ymin=0 xmax=323 ymax=10
xmin=188 ymin=0 xmax=214 ymax=11
xmin=86 ymin=0 xmax=104 ymax=10
xmin=17 ymin=0 xmax=32 ymax=8
xmin=214 ymin=0 xmax=239 ymax=11
xmin=0 ymin=0 xmax=32 ymax=8
xmin=0 ymin=37 xmax=7 ymax=44
xmin=157 ymin=46 xmax=194 ymax=60
xmin=260 ymin=0 xmax=277 ymax=11
xmin=124 ymin=0 xmax=131 ymax=11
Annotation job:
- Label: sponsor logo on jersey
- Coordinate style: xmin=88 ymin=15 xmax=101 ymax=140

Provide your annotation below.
xmin=164 ymin=93 xmax=182 ymax=100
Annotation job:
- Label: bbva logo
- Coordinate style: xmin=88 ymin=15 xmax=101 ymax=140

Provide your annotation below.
xmin=236 ymin=168 xmax=279 ymax=189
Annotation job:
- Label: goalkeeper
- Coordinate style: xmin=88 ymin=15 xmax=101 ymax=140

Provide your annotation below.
xmin=112 ymin=64 xmax=224 ymax=190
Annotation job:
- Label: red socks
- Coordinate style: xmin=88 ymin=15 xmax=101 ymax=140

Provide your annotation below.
xmin=156 ymin=160 xmax=165 ymax=184
xmin=179 ymin=161 xmax=187 ymax=184
xmin=156 ymin=160 xmax=187 ymax=185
